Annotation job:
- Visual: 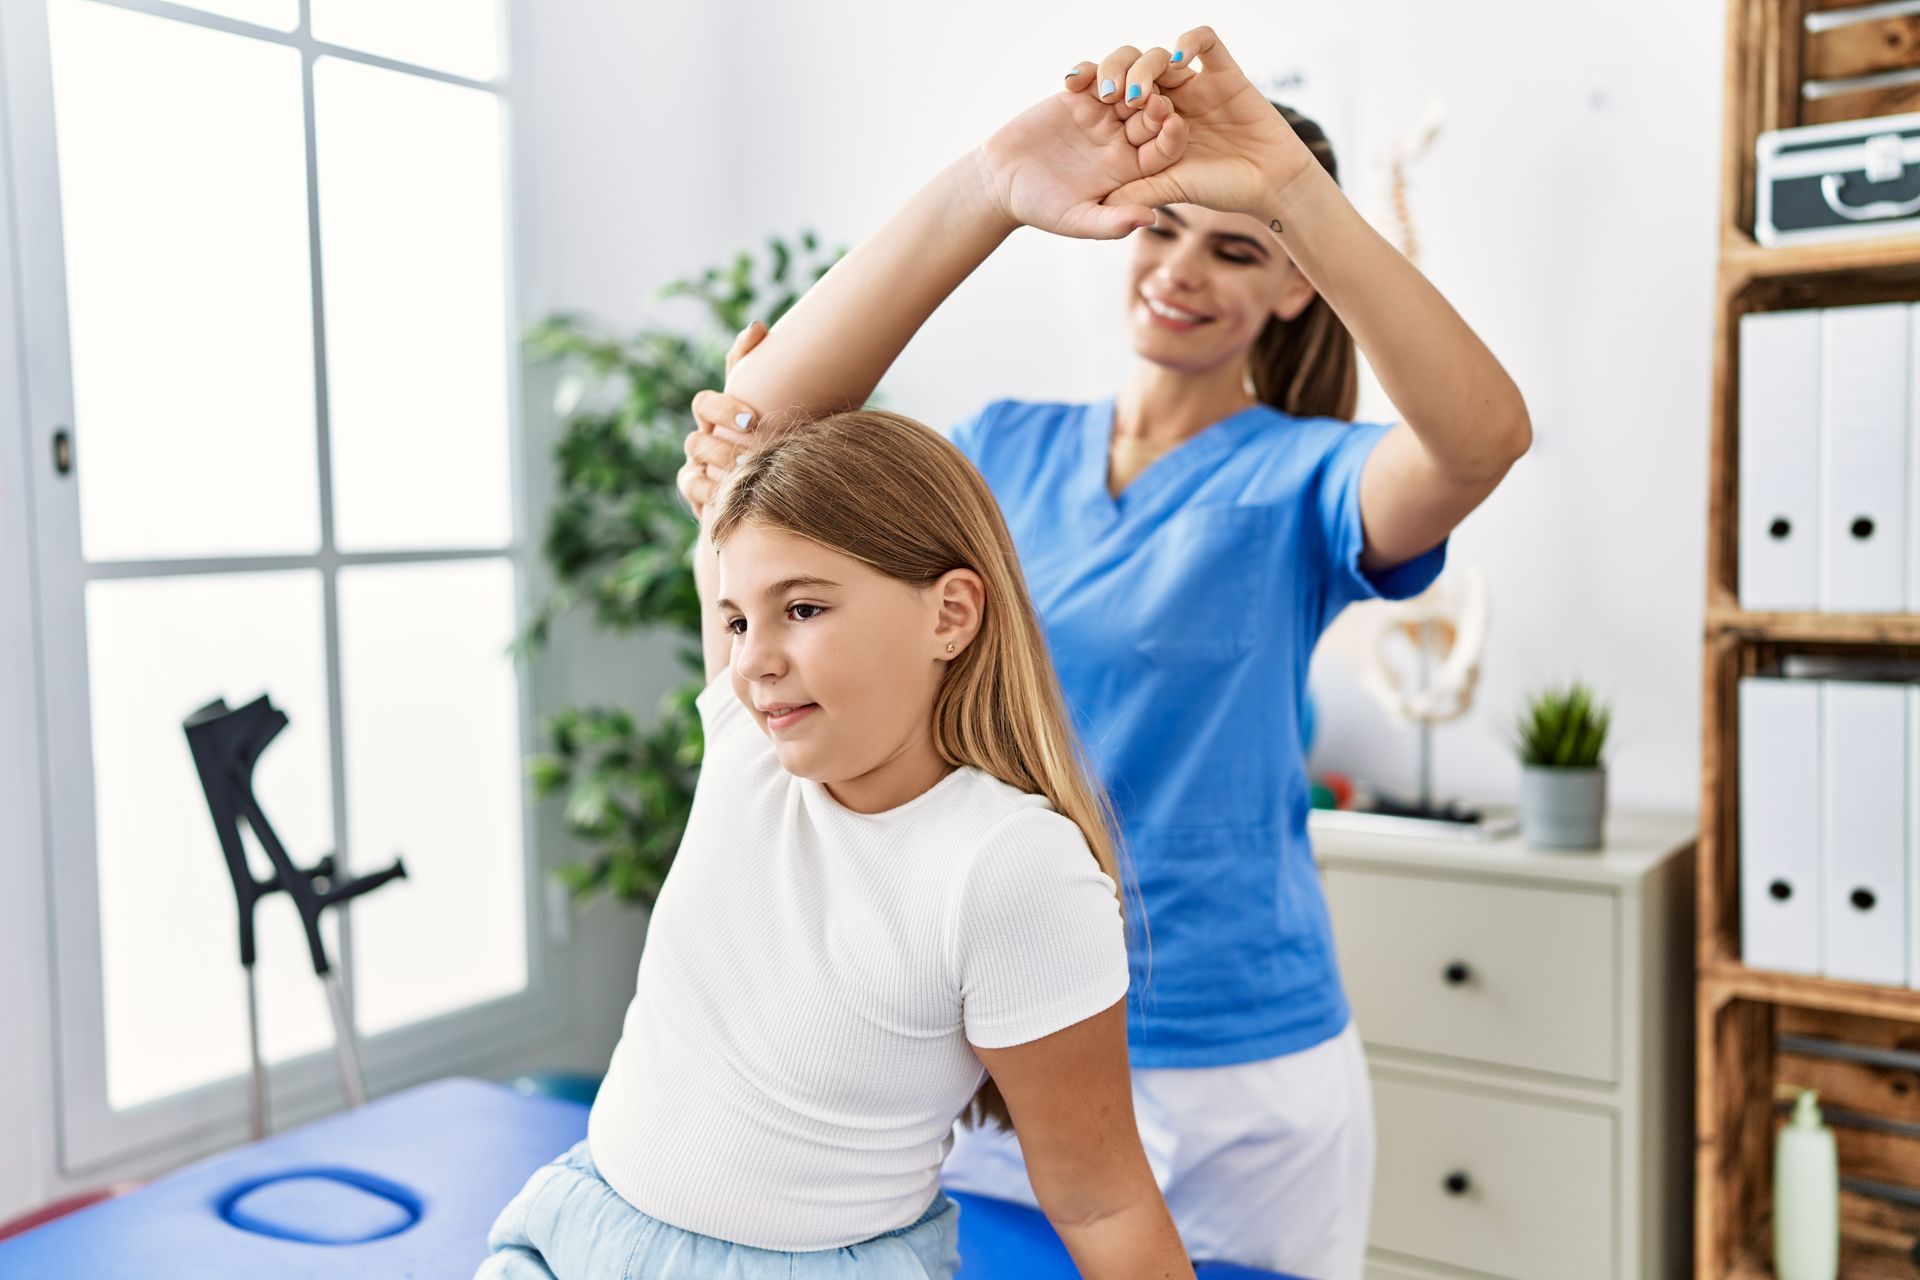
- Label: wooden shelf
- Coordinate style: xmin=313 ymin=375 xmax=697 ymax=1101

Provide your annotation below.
xmin=1722 ymin=228 xmax=1920 ymax=284
xmin=1728 ymin=1233 xmax=1919 ymax=1280
xmin=1704 ymin=602 xmax=1920 ymax=646
xmin=1702 ymin=962 xmax=1920 ymax=1023
xmin=1699 ymin=2 xmax=1920 ymax=1274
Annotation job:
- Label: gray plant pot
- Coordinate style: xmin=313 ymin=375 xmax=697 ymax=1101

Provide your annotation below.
xmin=1521 ymin=765 xmax=1607 ymax=850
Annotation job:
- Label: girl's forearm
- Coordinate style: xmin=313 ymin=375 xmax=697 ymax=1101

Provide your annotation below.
xmin=722 ymin=150 xmax=1018 ymax=419
xmin=1055 ymin=1196 xmax=1195 ymax=1280
xmin=1254 ymin=162 xmax=1531 ymax=477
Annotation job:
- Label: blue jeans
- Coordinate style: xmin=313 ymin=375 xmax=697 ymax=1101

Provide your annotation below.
xmin=476 ymin=1140 xmax=961 ymax=1279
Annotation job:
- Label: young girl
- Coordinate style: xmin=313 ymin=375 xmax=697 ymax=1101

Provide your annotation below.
xmin=477 ymin=406 xmax=1194 ymax=1277
xmin=681 ymin=28 xmax=1532 ymax=1279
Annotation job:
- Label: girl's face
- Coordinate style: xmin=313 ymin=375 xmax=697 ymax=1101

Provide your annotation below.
xmin=715 ymin=522 xmax=980 ymax=804
xmin=1126 ymin=203 xmax=1318 ymax=377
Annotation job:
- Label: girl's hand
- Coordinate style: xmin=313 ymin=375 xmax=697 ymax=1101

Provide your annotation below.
xmin=1096 ymin=27 xmax=1319 ymax=216
xmin=974 ymin=61 xmax=1187 ymax=241
xmin=677 ymin=321 xmax=767 ymax=520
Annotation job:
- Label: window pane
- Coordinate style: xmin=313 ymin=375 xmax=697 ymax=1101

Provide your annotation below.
xmin=311 ymin=0 xmax=502 ymax=81
xmin=87 ymin=572 xmax=335 ymax=1110
xmin=48 ymin=2 xmax=319 ymax=562
xmin=165 ymin=0 xmax=299 ymax=31
xmin=338 ymin=559 xmax=527 ymax=1034
xmin=314 ymin=58 xmax=513 ymax=553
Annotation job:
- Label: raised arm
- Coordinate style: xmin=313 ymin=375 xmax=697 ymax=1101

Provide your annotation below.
xmin=972 ymin=1002 xmax=1193 ymax=1280
xmin=720 ymin=71 xmax=1186 ymax=419
xmin=1102 ymin=28 xmax=1532 ymax=570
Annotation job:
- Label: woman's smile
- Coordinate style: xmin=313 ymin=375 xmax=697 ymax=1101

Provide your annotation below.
xmin=1139 ymin=289 xmax=1214 ymax=330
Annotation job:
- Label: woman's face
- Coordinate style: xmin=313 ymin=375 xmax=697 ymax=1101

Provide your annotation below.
xmin=1126 ymin=203 xmax=1317 ymax=378
xmin=715 ymin=521 xmax=977 ymax=795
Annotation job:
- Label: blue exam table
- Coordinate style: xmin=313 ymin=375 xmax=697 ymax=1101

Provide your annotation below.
xmin=0 ymin=1078 xmax=1295 ymax=1278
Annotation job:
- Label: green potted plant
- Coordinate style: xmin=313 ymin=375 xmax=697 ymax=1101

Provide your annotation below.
xmin=514 ymin=231 xmax=843 ymax=907
xmin=1510 ymin=680 xmax=1612 ymax=850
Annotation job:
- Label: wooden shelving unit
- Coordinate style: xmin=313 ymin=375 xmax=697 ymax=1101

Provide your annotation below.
xmin=1697 ymin=2 xmax=1920 ymax=1276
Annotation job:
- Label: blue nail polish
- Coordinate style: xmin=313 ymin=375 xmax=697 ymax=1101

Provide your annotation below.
xmin=1127 ymin=83 xmax=1141 ymax=102
xmin=1100 ymin=78 xmax=1116 ymax=98
xmin=735 ymin=412 xmax=753 ymax=430
xmin=1065 ymin=68 xmax=1080 ymax=77
xmin=1171 ymin=49 xmax=1184 ymax=63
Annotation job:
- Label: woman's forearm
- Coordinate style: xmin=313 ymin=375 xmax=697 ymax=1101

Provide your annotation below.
xmin=1254 ymin=162 xmax=1531 ymax=477
xmin=723 ymin=150 xmax=1018 ymax=419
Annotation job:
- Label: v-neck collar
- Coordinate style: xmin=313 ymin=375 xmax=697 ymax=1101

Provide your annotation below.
xmin=1079 ymin=396 xmax=1272 ymax=523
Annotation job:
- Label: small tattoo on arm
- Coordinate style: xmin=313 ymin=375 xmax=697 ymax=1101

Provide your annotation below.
xmin=1269 ymin=218 xmax=1283 ymax=235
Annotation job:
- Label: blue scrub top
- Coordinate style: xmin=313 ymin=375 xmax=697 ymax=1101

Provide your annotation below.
xmin=947 ymin=397 xmax=1447 ymax=1068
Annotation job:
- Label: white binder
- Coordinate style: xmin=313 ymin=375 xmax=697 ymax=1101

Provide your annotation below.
xmin=1822 ymin=680 xmax=1910 ymax=985
xmin=1740 ymin=678 xmax=1822 ymax=974
xmin=1819 ymin=304 xmax=1911 ymax=613
xmin=1738 ymin=310 xmax=1822 ymax=610
xmin=1911 ymin=305 xmax=1920 ymax=611
xmin=1912 ymin=684 xmax=1920 ymax=989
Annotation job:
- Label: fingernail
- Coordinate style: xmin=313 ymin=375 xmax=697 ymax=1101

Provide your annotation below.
xmin=1126 ymin=83 xmax=1142 ymax=102
xmin=1100 ymin=78 xmax=1116 ymax=98
xmin=1065 ymin=68 xmax=1081 ymax=78
xmin=1171 ymin=50 xmax=1184 ymax=63
xmin=735 ymin=411 xmax=753 ymax=430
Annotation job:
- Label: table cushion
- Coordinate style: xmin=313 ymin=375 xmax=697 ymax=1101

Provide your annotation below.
xmin=0 ymin=1077 xmax=1299 ymax=1278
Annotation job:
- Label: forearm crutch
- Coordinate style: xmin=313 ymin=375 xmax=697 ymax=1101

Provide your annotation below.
xmin=182 ymin=694 xmax=407 ymax=1140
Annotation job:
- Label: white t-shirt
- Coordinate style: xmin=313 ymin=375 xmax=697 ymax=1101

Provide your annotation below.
xmin=587 ymin=672 xmax=1130 ymax=1251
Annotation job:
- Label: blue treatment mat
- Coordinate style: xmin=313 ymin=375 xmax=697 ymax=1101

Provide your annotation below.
xmin=0 ymin=1078 xmax=585 ymax=1278
xmin=0 ymin=1078 xmax=1297 ymax=1278
xmin=946 ymin=1189 xmax=1297 ymax=1279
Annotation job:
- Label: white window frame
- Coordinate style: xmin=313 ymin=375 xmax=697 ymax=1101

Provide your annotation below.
xmin=0 ymin=0 xmax=565 ymax=1175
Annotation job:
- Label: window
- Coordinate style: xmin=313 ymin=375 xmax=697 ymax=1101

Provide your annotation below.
xmin=3 ymin=0 xmax=545 ymax=1168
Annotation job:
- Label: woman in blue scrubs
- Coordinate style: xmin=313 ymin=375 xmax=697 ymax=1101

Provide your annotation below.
xmin=678 ymin=29 xmax=1529 ymax=1278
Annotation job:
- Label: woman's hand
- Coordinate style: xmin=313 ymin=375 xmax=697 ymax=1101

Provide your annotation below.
xmin=1095 ymin=27 xmax=1319 ymax=216
xmin=974 ymin=66 xmax=1187 ymax=241
xmin=677 ymin=321 xmax=768 ymax=520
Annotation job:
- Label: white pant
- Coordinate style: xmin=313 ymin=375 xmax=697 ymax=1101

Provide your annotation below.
xmin=942 ymin=1022 xmax=1375 ymax=1280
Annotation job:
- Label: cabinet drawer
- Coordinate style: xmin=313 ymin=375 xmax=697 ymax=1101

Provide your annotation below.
xmin=1371 ymin=1074 xmax=1614 ymax=1280
xmin=1325 ymin=865 xmax=1617 ymax=1081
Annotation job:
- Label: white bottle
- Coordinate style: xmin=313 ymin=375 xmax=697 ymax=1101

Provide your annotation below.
xmin=1773 ymin=1089 xmax=1838 ymax=1280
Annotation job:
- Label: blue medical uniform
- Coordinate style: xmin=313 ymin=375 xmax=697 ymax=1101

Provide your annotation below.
xmin=947 ymin=397 xmax=1447 ymax=1068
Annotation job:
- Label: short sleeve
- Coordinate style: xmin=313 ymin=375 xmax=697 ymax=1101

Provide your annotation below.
xmin=950 ymin=808 xmax=1130 ymax=1050
xmin=1314 ymin=421 xmax=1448 ymax=625
xmin=940 ymin=400 xmax=1007 ymax=471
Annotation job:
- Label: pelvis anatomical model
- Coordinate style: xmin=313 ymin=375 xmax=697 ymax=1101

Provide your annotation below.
xmin=1320 ymin=564 xmax=1489 ymax=727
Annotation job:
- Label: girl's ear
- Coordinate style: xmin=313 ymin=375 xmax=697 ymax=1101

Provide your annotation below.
xmin=931 ymin=568 xmax=986 ymax=658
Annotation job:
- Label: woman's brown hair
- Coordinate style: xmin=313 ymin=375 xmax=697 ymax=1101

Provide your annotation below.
xmin=1249 ymin=104 xmax=1358 ymax=421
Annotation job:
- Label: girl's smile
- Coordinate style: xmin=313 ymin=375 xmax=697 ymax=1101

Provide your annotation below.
xmin=764 ymin=704 xmax=818 ymax=731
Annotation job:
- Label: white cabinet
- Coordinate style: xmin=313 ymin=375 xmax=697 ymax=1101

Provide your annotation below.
xmin=1315 ymin=809 xmax=1695 ymax=1280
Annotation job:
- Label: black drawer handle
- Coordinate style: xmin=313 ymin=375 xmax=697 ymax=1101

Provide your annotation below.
xmin=1768 ymin=517 xmax=1791 ymax=540
xmin=1443 ymin=1171 xmax=1471 ymax=1197
xmin=1851 ymin=516 xmax=1875 ymax=541
xmin=1851 ymin=887 xmax=1876 ymax=912
xmin=1769 ymin=879 xmax=1793 ymax=902
xmin=1443 ymin=961 xmax=1472 ymax=987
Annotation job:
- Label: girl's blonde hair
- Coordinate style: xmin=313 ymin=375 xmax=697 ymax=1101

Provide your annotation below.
xmin=708 ymin=408 xmax=1130 ymax=1130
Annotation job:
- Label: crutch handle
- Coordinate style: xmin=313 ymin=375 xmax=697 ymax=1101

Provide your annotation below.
xmin=316 ymin=857 xmax=408 ymax=911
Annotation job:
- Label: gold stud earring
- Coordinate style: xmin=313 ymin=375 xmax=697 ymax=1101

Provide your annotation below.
xmin=946 ymin=643 xmax=955 ymax=653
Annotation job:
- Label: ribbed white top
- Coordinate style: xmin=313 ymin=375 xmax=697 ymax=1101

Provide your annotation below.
xmin=587 ymin=673 xmax=1129 ymax=1251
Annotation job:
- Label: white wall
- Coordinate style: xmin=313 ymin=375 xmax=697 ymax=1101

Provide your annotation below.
xmin=714 ymin=0 xmax=1722 ymax=813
